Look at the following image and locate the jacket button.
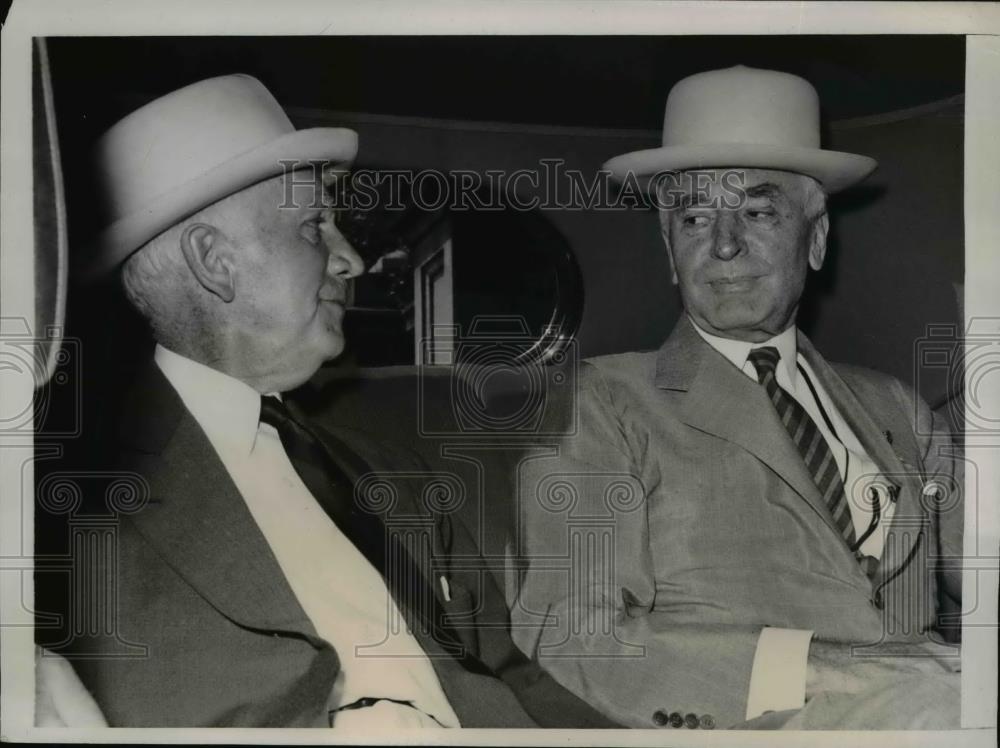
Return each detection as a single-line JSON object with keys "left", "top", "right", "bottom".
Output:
{"left": 872, "top": 590, "right": 884, "bottom": 610}
{"left": 684, "top": 712, "right": 699, "bottom": 729}
{"left": 700, "top": 714, "right": 715, "bottom": 729}
{"left": 668, "top": 711, "right": 684, "bottom": 728}
{"left": 652, "top": 710, "right": 669, "bottom": 727}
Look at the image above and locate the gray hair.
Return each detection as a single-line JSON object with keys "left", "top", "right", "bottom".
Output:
{"left": 119, "top": 197, "right": 236, "bottom": 353}
{"left": 799, "top": 175, "right": 828, "bottom": 220}
{"left": 121, "top": 226, "right": 193, "bottom": 350}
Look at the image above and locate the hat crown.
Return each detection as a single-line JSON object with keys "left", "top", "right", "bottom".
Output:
{"left": 602, "top": 64, "right": 876, "bottom": 194}
{"left": 85, "top": 74, "right": 357, "bottom": 280}
{"left": 95, "top": 75, "right": 293, "bottom": 220}
{"left": 663, "top": 65, "right": 820, "bottom": 150}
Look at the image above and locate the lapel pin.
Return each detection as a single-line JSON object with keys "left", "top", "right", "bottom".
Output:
{"left": 884, "top": 430, "right": 893, "bottom": 445}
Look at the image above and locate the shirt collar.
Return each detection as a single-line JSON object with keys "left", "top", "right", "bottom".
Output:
{"left": 688, "top": 315, "right": 799, "bottom": 385}
{"left": 154, "top": 344, "right": 262, "bottom": 457}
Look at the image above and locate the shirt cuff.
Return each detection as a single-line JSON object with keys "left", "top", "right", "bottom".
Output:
{"left": 745, "top": 627, "right": 814, "bottom": 720}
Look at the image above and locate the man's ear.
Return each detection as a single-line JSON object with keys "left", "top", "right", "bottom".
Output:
{"left": 807, "top": 212, "right": 829, "bottom": 271}
{"left": 179, "top": 223, "right": 235, "bottom": 302}
{"left": 658, "top": 209, "right": 679, "bottom": 284}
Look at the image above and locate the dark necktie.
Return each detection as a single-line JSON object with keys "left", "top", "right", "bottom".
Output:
{"left": 258, "top": 395, "right": 487, "bottom": 671}
{"left": 259, "top": 397, "right": 625, "bottom": 727}
{"left": 747, "top": 347, "right": 860, "bottom": 553}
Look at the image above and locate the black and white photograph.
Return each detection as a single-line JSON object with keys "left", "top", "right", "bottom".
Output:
{"left": 1, "top": 1, "right": 998, "bottom": 743}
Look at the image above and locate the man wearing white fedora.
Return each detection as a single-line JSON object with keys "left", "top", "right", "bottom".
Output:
{"left": 513, "top": 66, "right": 963, "bottom": 730}
{"left": 52, "top": 74, "right": 617, "bottom": 729}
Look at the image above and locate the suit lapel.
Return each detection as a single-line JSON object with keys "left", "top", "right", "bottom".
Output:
{"left": 120, "top": 364, "right": 320, "bottom": 638}
{"left": 797, "top": 334, "right": 909, "bottom": 493}
{"left": 655, "top": 317, "right": 842, "bottom": 536}
{"left": 292, "top": 415, "right": 472, "bottom": 651}
{"left": 797, "top": 335, "right": 926, "bottom": 584}
{"left": 290, "top": 400, "right": 619, "bottom": 726}
{"left": 295, "top": 415, "right": 450, "bottom": 595}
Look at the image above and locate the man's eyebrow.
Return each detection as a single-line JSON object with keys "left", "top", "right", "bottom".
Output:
{"left": 743, "top": 182, "right": 785, "bottom": 200}
{"left": 293, "top": 206, "right": 324, "bottom": 221}
{"left": 677, "top": 191, "right": 709, "bottom": 209}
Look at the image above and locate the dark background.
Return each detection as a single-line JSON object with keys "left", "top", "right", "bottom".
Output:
{"left": 45, "top": 36, "right": 965, "bottom": 135}
{"left": 46, "top": 36, "right": 965, "bottom": 405}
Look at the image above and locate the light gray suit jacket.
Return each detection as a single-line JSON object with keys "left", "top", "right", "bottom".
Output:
{"left": 511, "top": 317, "right": 963, "bottom": 729}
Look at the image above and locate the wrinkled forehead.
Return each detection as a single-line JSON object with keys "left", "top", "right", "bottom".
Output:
{"left": 657, "top": 167, "right": 810, "bottom": 209}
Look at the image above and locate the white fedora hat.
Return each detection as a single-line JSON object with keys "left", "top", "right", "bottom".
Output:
{"left": 603, "top": 65, "right": 876, "bottom": 194}
{"left": 85, "top": 74, "right": 358, "bottom": 280}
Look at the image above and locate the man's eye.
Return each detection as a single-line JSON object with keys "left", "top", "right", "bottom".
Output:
{"left": 300, "top": 219, "right": 322, "bottom": 244}
{"left": 746, "top": 208, "right": 776, "bottom": 220}
{"left": 682, "top": 214, "right": 710, "bottom": 227}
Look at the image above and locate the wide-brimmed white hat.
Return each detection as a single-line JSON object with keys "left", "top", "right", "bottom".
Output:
{"left": 603, "top": 65, "right": 877, "bottom": 194}
{"left": 85, "top": 74, "right": 358, "bottom": 280}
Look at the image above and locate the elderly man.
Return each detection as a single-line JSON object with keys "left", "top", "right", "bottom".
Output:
{"left": 52, "top": 74, "right": 615, "bottom": 729}
{"left": 512, "top": 66, "right": 963, "bottom": 730}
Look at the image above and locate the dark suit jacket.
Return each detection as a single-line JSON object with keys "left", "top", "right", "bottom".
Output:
{"left": 512, "top": 317, "right": 964, "bottom": 729}
{"left": 56, "top": 362, "right": 616, "bottom": 728}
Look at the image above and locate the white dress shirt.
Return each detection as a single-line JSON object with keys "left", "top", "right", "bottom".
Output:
{"left": 690, "top": 320, "right": 895, "bottom": 719}
{"left": 154, "top": 345, "right": 460, "bottom": 729}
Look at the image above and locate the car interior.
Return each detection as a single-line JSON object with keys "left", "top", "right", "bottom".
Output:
{"left": 31, "top": 34, "right": 967, "bottom": 723}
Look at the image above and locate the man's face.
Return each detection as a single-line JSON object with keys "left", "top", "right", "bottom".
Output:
{"left": 661, "top": 168, "right": 827, "bottom": 343}
{"left": 224, "top": 169, "right": 363, "bottom": 390}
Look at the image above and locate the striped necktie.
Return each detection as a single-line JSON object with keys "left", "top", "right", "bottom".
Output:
{"left": 747, "top": 347, "right": 859, "bottom": 553}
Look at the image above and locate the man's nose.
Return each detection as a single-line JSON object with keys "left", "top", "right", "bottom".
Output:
{"left": 328, "top": 238, "right": 364, "bottom": 279}
{"left": 321, "top": 213, "right": 365, "bottom": 279}
{"left": 711, "top": 212, "right": 744, "bottom": 261}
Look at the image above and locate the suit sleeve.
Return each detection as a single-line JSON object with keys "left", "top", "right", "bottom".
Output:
{"left": 510, "top": 363, "right": 762, "bottom": 729}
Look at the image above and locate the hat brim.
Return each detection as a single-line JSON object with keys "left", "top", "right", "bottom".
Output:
{"left": 603, "top": 142, "right": 877, "bottom": 195}
{"left": 83, "top": 126, "right": 358, "bottom": 281}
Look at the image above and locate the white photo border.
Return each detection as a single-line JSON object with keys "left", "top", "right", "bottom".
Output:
{"left": 2, "top": 1, "right": 998, "bottom": 744}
